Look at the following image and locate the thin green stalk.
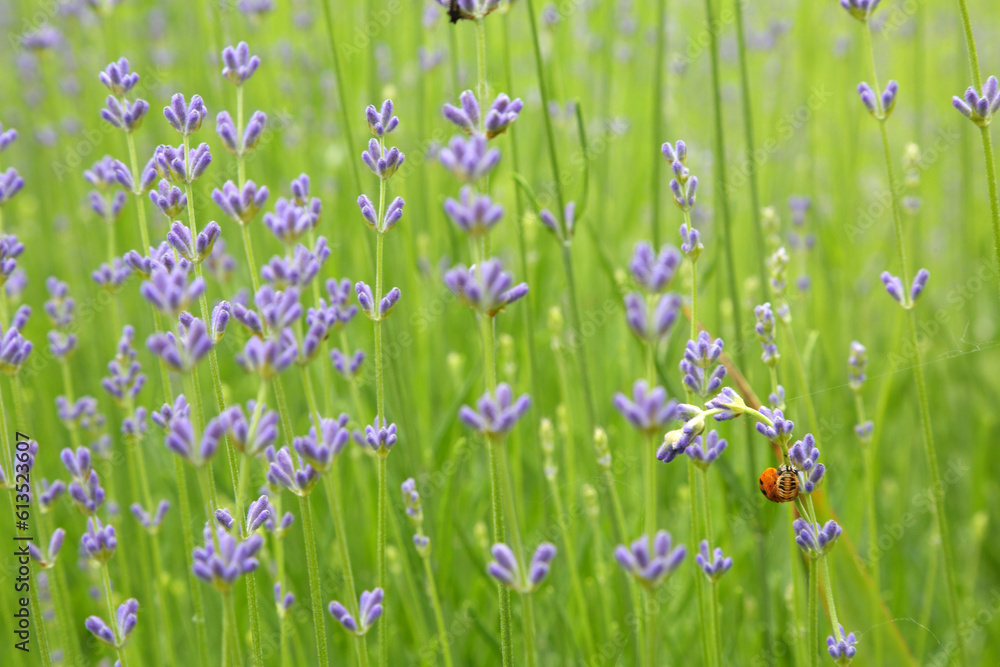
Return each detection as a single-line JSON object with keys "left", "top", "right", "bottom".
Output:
{"left": 545, "top": 475, "right": 595, "bottom": 658}
{"left": 524, "top": 0, "right": 597, "bottom": 431}
{"left": 225, "top": 590, "right": 245, "bottom": 667}
{"left": 521, "top": 592, "right": 538, "bottom": 667}
{"left": 101, "top": 563, "right": 129, "bottom": 667}
{"left": 649, "top": 0, "right": 666, "bottom": 246}
{"left": 689, "top": 464, "right": 710, "bottom": 667}
{"left": 820, "top": 554, "right": 842, "bottom": 641}
{"left": 376, "top": 452, "right": 388, "bottom": 667}
{"left": 809, "top": 557, "right": 818, "bottom": 667}
{"left": 980, "top": 127, "right": 1000, "bottom": 297}
{"left": 299, "top": 494, "right": 329, "bottom": 664}
{"left": 732, "top": 0, "right": 768, "bottom": 288}
{"left": 175, "top": 453, "right": 210, "bottom": 662}
{"left": 475, "top": 18, "right": 488, "bottom": 104}
{"left": 241, "top": 223, "right": 262, "bottom": 294}
{"left": 325, "top": 461, "right": 369, "bottom": 667}
{"left": 698, "top": 468, "right": 721, "bottom": 666}
{"left": 643, "top": 588, "right": 656, "bottom": 667}
{"left": 422, "top": 554, "right": 453, "bottom": 667}
{"left": 644, "top": 432, "right": 656, "bottom": 539}
{"left": 855, "top": 392, "right": 882, "bottom": 665}
{"left": 486, "top": 434, "right": 511, "bottom": 667}
{"left": 319, "top": 0, "right": 363, "bottom": 195}
{"left": 861, "top": 26, "right": 966, "bottom": 663}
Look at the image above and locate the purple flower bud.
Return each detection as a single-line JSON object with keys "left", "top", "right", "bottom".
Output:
{"left": 81, "top": 516, "right": 117, "bottom": 563}
{"left": 613, "top": 379, "right": 678, "bottom": 435}
{"left": 99, "top": 58, "right": 140, "bottom": 97}
{"left": 443, "top": 186, "right": 504, "bottom": 237}
{"left": 614, "top": 530, "right": 686, "bottom": 588}
{"left": 222, "top": 42, "right": 260, "bottom": 85}
{"left": 213, "top": 180, "right": 269, "bottom": 224}
{"left": 685, "top": 431, "right": 727, "bottom": 469}
{"left": 793, "top": 518, "right": 842, "bottom": 557}
{"left": 331, "top": 348, "right": 365, "bottom": 378}
{"left": 163, "top": 93, "right": 207, "bottom": 136}
{"left": 438, "top": 134, "right": 499, "bottom": 182}
{"left": 150, "top": 180, "right": 188, "bottom": 218}
{"left": 695, "top": 540, "right": 733, "bottom": 581}
{"left": 623, "top": 292, "right": 681, "bottom": 342}
{"left": 879, "top": 270, "right": 905, "bottom": 305}
{"left": 753, "top": 406, "right": 794, "bottom": 443}
{"left": 827, "top": 625, "right": 858, "bottom": 664}
{"left": 365, "top": 99, "right": 399, "bottom": 137}
{"left": 857, "top": 82, "right": 878, "bottom": 115}
{"left": 193, "top": 524, "right": 264, "bottom": 592}
{"left": 458, "top": 383, "right": 531, "bottom": 437}
{"left": 910, "top": 268, "right": 929, "bottom": 303}
{"left": 294, "top": 414, "right": 350, "bottom": 471}
{"left": 265, "top": 446, "right": 319, "bottom": 496}
{"left": 236, "top": 330, "right": 298, "bottom": 379}
{"left": 444, "top": 259, "right": 528, "bottom": 317}
{"left": 840, "top": 0, "right": 881, "bottom": 21}
{"left": 101, "top": 96, "right": 150, "bottom": 132}
{"left": 754, "top": 302, "right": 779, "bottom": 365}
{"left": 629, "top": 241, "right": 681, "bottom": 292}
{"left": 274, "top": 583, "right": 295, "bottom": 615}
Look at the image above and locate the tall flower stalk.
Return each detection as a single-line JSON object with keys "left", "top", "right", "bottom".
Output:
{"left": 845, "top": 4, "right": 966, "bottom": 663}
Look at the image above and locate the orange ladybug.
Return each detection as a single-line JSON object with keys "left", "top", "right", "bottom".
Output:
{"left": 758, "top": 465, "right": 799, "bottom": 503}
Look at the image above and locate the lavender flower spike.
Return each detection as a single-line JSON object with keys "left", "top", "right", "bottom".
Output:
{"left": 614, "top": 531, "right": 686, "bottom": 589}
{"left": 443, "top": 186, "right": 504, "bottom": 237}
{"left": 81, "top": 516, "right": 117, "bottom": 563}
{"left": 857, "top": 80, "right": 898, "bottom": 119}
{"left": 222, "top": 42, "right": 260, "bottom": 85}
{"left": 443, "top": 259, "right": 528, "bottom": 316}
{"left": 27, "top": 528, "right": 65, "bottom": 569}
{"left": 695, "top": 540, "right": 733, "bottom": 581}
{"left": 953, "top": 76, "right": 1000, "bottom": 127}
{"left": 487, "top": 542, "right": 557, "bottom": 593}
{"left": 613, "top": 379, "right": 678, "bottom": 436}
{"left": 213, "top": 180, "right": 269, "bottom": 225}
{"left": 365, "top": 100, "right": 399, "bottom": 137}
{"left": 361, "top": 139, "right": 405, "bottom": 179}
{"left": 329, "top": 588, "right": 384, "bottom": 635}
{"left": 623, "top": 292, "right": 681, "bottom": 342}
{"left": 629, "top": 241, "right": 681, "bottom": 292}
{"left": 438, "top": 134, "right": 500, "bottom": 183}
{"left": 458, "top": 384, "right": 531, "bottom": 437}
{"left": 538, "top": 202, "right": 576, "bottom": 242}
{"left": 827, "top": 626, "right": 859, "bottom": 665}
{"left": 840, "top": 0, "right": 881, "bottom": 21}
{"left": 85, "top": 599, "right": 138, "bottom": 648}
{"left": 265, "top": 446, "right": 319, "bottom": 496}
{"left": 192, "top": 525, "right": 264, "bottom": 593}
{"left": 685, "top": 431, "right": 727, "bottom": 469}
{"left": 788, "top": 434, "right": 825, "bottom": 494}
{"left": 910, "top": 268, "right": 929, "bottom": 303}
{"left": 793, "top": 518, "right": 842, "bottom": 558}
{"left": 704, "top": 387, "right": 747, "bottom": 421}
{"left": 680, "top": 331, "right": 726, "bottom": 398}
{"left": 754, "top": 302, "right": 780, "bottom": 366}
{"left": 163, "top": 93, "right": 207, "bottom": 136}
{"left": 99, "top": 58, "right": 140, "bottom": 97}
{"left": 847, "top": 341, "right": 867, "bottom": 391}
{"left": 355, "top": 281, "right": 402, "bottom": 321}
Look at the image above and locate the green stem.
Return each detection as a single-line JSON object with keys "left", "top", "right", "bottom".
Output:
{"left": 299, "top": 494, "right": 329, "bottom": 665}
{"left": 643, "top": 588, "right": 656, "bottom": 667}
{"left": 487, "top": 434, "right": 511, "bottom": 667}
{"left": 856, "top": 392, "right": 882, "bottom": 666}
{"left": 101, "top": 563, "right": 129, "bottom": 667}
{"left": 820, "top": 554, "right": 842, "bottom": 640}
{"left": 979, "top": 126, "right": 1000, "bottom": 298}
{"left": 809, "top": 557, "right": 818, "bottom": 667}
{"left": 475, "top": 18, "right": 488, "bottom": 106}
{"left": 175, "top": 453, "right": 210, "bottom": 663}
{"left": 241, "top": 223, "right": 262, "bottom": 294}
{"left": 521, "top": 592, "right": 538, "bottom": 667}
{"left": 954, "top": 0, "right": 984, "bottom": 88}
{"left": 689, "top": 464, "right": 710, "bottom": 667}
{"left": 376, "top": 452, "right": 388, "bottom": 667}
{"left": 644, "top": 431, "right": 656, "bottom": 538}
{"left": 545, "top": 474, "right": 595, "bottom": 657}
{"left": 319, "top": 0, "right": 364, "bottom": 195}
{"left": 698, "top": 468, "right": 721, "bottom": 666}
{"left": 422, "top": 554, "right": 453, "bottom": 667}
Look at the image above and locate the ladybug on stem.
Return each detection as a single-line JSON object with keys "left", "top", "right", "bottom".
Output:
{"left": 758, "top": 464, "right": 800, "bottom": 503}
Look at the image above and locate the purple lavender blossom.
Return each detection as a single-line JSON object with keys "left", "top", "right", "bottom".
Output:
{"left": 840, "top": 0, "right": 881, "bottom": 21}
{"left": 435, "top": 0, "right": 500, "bottom": 22}
{"left": 695, "top": 540, "right": 733, "bottom": 581}
{"left": 27, "top": 529, "right": 65, "bottom": 569}
{"left": 0, "top": 123, "right": 18, "bottom": 153}
{"left": 67, "top": 470, "right": 106, "bottom": 514}
{"left": 848, "top": 341, "right": 867, "bottom": 391}
{"left": 788, "top": 434, "right": 825, "bottom": 493}
{"left": 213, "top": 180, "right": 269, "bottom": 225}
{"left": 613, "top": 380, "right": 678, "bottom": 435}
{"left": 81, "top": 516, "right": 117, "bottom": 563}
{"left": 655, "top": 405, "right": 707, "bottom": 463}
{"left": 360, "top": 416, "right": 397, "bottom": 454}
{"left": 330, "top": 348, "right": 365, "bottom": 379}
{"left": 538, "top": 202, "right": 576, "bottom": 242}
{"left": 401, "top": 478, "right": 423, "bottom": 523}
{"left": 953, "top": 75, "right": 1000, "bottom": 127}
{"left": 444, "top": 259, "right": 528, "bottom": 317}
{"left": 236, "top": 330, "right": 298, "bottom": 379}
{"left": 754, "top": 406, "right": 794, "bottom": 443}
{"left": 224, "top": 400, "right": 279, "bottom": 457}
{"left": 85, "top": 598, "right": 138, "bottom": 649}
{"left": 827, "top": 626, "right": 858, "bottom": 664}
{"left": 153, "top": 143, "right": 212, "bottom": 184}
{"left": 101, "top": 326, "right": 146, "bottom": 403}
{"left": 685, "top": 431, "right": 727, "bottom": 469}
{"left": 329, "top": 588, "right": 384, "bottom": 635}
{"left": 265, "top": 446, "right": 319, "bottom": 496}
{"left": 151, "top": 395, "right": 189, "bottom": 431}
{"left": 193, "top": 524, "right": 264, "bottom": 593}
{"left": 854, "top": 420, "right": 874, "bottom": 444}
{"left": 217, "top": 110, "right": 266, "bottom": 155}
{"left": 238, "top": 0, "right": 275, "bottom": 15}
{"left": 361, "top": 137, "right": 405, "bottom": 180}
{"left": 355, "top": 282, "right": 401, "bottom": 321}
{"left": 101, "top": 96, "right": 150, "bottom": 132}
{"left": 680, "top": 332, "right": 726, "bottom": 398}
{"left": 0, "top": 318, "right": 33, "bottom": 375}
{"left": 293, "top": 414, "right": 350, "bottom": 472}
{"left": 39, "top": 479, "right": 66, "bottom": 510}
{"left": 222, "top": 42, "right": 260, "bottom": 85}
{"left": 366, "top": 100, "right": 399, "bottom": 137}
{"left": 162, "top": 403, "right": 220, "bottom": 466}
{"left": 0, "top": 169, "right": 25, "bottom": 205}
{"left": 167, "top": 221, "right": 220, "bottom": 265}
{"left": 613, "top": 531, "right": 686, "bottom": 589}
{"left": 754, "top": 302, "right": 779, "bottom": 366}
{"left": 275, "top": 583, "right": 295, "bottom": 616}
{"left": 443, "top": 186, "right": 504, "bottom": 237}
{"left": 880, "top": 270, "right": 904, "bottom": 304}
{"left": 150, "top": 180, "right": 188, "bottom": 218}
{"left": 487, "top": 542, "right": 557, "bottom": 593}
{"left": 857, "top": 80, "right": 898, "bottom": 118}
{"left": 356, "top": 194, "right": 404, "bottom": 234}
{"left": 99, "top": 58, "right": 139, "bottom": 97}
{"left": 623, "top": 292, "right": 681, "bottom": 342}
{"left": 458, "top": 384, "right": 531, "bottom": 437}
{"left": 44, "top": 277, "right": 74, "bottom": 327}
{"left": 264, "top": 197, "right": 316, "bottom": 245}
{"left": 131, "top": 500, "right": 170, "bottom": 533}
{"left": 910, "top": 268, "right": 929, "bottom": 303}
{"left": 438, "top": 135, "right": 499, "bottom": 182}
{"left": 793, "top": 518, "right": 842, "bottom": 557}
{"left": 140, "top": 264, "right": 205, "bottom": 317}
{"left": 629, "top": 242, "right": 681, "bottom": 292}
{"left": 206, "top": 240, "right": 237, "bottom": 283}
{"left": 147, "top": 316, "right": 213, "bottom": 373}
{"left": 164, "top": 93, "right": 207, "bottom": 135}
{"left": 443, "top": 90, "right": 523, "bottom": 138}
